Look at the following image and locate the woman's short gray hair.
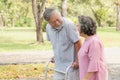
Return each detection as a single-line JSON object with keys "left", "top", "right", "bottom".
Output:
{"left": 43, "top": 8, "right": 61, "bottom": 21}
{"left": 78, "top": 15, "right": 97, "bottom": 36}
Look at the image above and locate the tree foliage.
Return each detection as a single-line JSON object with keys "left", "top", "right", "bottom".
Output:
{"left": 0, "top": 0, "right": 35, "bottom": 27}
{"left": 0, "top": 0, "right": 117, "bottom": 28}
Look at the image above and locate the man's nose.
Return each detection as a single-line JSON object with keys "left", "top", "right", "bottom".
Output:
{"left": 55, "top": 21, "right": 60, "bottom": 25}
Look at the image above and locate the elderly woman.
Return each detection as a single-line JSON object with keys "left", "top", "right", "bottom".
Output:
{"left": 78, "top": 16, "right": 108, "bottom": 80}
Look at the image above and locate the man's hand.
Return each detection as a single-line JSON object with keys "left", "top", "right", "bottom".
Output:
{"left": 72, "top": 61, "right": 79, "bottom": 69}
{"left": 51, "top": 56, "right": 55, "bottom": 63}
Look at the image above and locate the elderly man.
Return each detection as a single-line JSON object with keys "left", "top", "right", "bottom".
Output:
{"left": 43, "top": 8, "right": 82, "bottom": 80}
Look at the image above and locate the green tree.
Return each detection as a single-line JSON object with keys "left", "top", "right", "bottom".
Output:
{"left": 79, "top": 0, "right": 107, "bottom": 27}
{"left": 61, "top": 0, "right": 68, "bottom": 17}
{"left": 31, "top": 0, "right": 46, "bottom": 43}
{"left": 114, "top": 0, "right": 120, "bottom": 31}
{"left": 0, "top": 0, "right": 34, "bottom": 27}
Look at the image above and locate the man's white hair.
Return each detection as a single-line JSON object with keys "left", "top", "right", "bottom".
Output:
{"left": 43, "top": 8, "right": 61, "bottom": 21}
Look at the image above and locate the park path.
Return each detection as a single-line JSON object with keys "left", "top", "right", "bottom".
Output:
{"left": 0, "top": 50, "right": 53, "bottom": 65}
{"left": 0, "top": 47, "right": 120, "bottom": 65}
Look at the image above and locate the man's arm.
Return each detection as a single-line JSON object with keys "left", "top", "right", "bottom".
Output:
{"left": 72, "top": 40, "right": 82, "bottom": 69}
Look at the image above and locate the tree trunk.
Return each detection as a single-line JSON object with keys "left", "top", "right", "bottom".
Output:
{"left": 116, "top": 4, "right": 120, "bottom": 31}
{"left": 10, "top": 18, "right": 14, "bottom": 27}
{"left": 61, "top": 0, "right": 68, "bottom": 17}
{"left": 36, "top": 19, "right": 43, "bottom": 42}
{"left": 1, "top": 15, "right": 6, "bottom": 26}
{"left": 90, "top": 6, "right": 102, "bottom": 27}
{"left": 32, "top": 0, "right": 46, "bottom": 43}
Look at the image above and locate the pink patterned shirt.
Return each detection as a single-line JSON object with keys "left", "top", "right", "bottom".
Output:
{"left": 78, "top": 34, "right": 108, "bottom": 80}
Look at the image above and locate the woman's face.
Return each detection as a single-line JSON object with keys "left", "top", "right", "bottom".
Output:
{"left": 78, "top": 23, "right": 85, "bottom": 37}
{"left": 80, "top": 32, "right": 85, "bottom": 37}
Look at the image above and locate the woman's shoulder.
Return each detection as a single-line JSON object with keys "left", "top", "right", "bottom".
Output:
{"left": 87, "top": 34, "right": 101, "bottom": 44}
{"left": 89, "top": 34, "right": 103, "bottom": 47}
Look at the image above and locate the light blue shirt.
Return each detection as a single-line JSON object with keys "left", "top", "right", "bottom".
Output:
{"left": 46, "top": 17, "right": 80, "bottom": 72}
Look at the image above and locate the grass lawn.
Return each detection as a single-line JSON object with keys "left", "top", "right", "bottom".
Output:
{"left": 0, "top": 27, "right": 52, "bottom": 52}
{"left": 97, "top": 27, "right": 120, "bottom": 47}
{"left": 0, "top": 27, "right": 120, "bottom": 52}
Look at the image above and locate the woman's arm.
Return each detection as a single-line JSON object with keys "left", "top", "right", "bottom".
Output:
{"left": 83, "top": 72, "right": 95, "bottom": 80}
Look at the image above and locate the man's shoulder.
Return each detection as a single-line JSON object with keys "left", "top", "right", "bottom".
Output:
{"left": 46, "top": 24, "right": 51, "bottom": 30}
{"left": 63, "top": 17, "right": 75, "bottom": 28}
{"left": 63, "top": 17, "right": 76, "bottom": 29}
{"left": 46, "top": 23, "right": 51, "bottom": 27}
{"left": 63, "top": 17, "right": 74, "bottom": 24}
{"left": 46, "top": 24, "right": 53, "bottom": 33}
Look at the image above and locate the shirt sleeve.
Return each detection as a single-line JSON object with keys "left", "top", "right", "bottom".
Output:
{"left": 87, "top": 40, "right": 102, "bottom": 72}
{"left": 46, "top": 24, "right": 50, "bottom": 41}
{"left": 68, "top": 22, "right": 80, "bottom": 43}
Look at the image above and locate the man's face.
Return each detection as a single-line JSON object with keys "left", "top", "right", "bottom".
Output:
{"left": 49, "top": 13, "right": 62, "bottom": 28}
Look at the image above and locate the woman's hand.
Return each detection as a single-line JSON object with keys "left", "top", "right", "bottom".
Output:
{"left": 83, "top": 72, "right": 95, "bottom": 80}
{"left": 82, "top": 78, "right": 89, "bottom": 80}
